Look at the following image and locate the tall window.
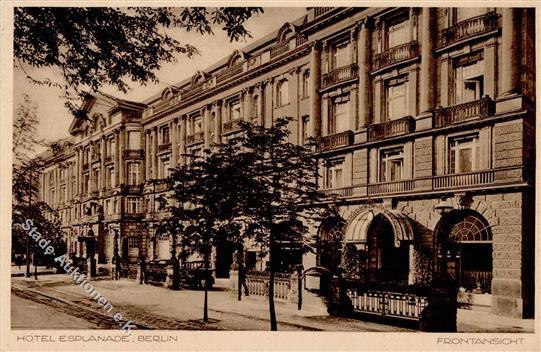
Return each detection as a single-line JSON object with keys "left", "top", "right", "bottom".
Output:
{"left": 380, "top": 148, "right": 404, "bottom": 182}
{"left": 329, "top": 96, "right": 349, "bottom": 134}
{"left": 386, "top": 16, "right": 409, "bottom": 49}
{"left": 386, "top": 76, "right": 408, "bottom": 120}
{"left": 331, "top": 40, "right": 349, "bottom": 69}
{"left": 84, "top": 173, "right": 90, "bottom": 193}
{"left": 302, "top": 70, "right": 310, "bottom": 98}
{"left": 454, "top": 8, "right": 487, "bottom": 22}
{"left": 251, "top": 95, "right": 259, "bottom": 119}
{"left": 128, "top": 131, "right": 140, "bottom": 149}
{"left": 127, "top": 162, "right": 140, "bottom": 185}
{"left": 186, "top": 117, "right": 194, "bottom": 136}
{"left": 454, "top": 52, "right": 484, "bottom": 104}
{"left": 107, "top": 166, "right": 115, "bottom": 188}
{"left": 229, "top": 99, "right": 241, "bottom": 121}
{"left": 107, "top": 137, "right": 115, "bottom": 158}
{"left": 276, "top": 79, "right": 289, "bottom": 107}
{"left": 93, "top": 169, "right": 100, "bottom": 191}
{"left": 301, "top": 115, "right": 310, "bottom": 145}
{"left": 160, "top": 126, "right": 170, "bottom": 145}
{"left": 325, "top": 159, "right": 344, "bottom": 189}
{"left": 162, "top": 158, "right": 171, "bottom": 178}
{"left": 194, "top": 116, "right": 202, "bottom": 134}
{"left": 449, "top": 134, "right": 479, "bottom": 174}
{"left": 126, "top": 197, "right": 140, "bottom": 213}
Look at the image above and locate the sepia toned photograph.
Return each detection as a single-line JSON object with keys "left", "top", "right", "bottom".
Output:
{"left": 2, "top": 3, "right": 538, "bottom": 351}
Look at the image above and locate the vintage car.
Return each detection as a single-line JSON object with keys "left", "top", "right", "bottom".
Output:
{"left": 181, "top": 260, "right": 215, "bottom": 290}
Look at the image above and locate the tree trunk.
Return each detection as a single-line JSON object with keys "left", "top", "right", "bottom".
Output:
{"left": 268, "top": 246, "right": 277, "bottom": 331}
{"left": 25, "top": 235, "right": 31, "bottom": 278}
{"left": 203, "top": 252, "right": 209, "bottom": 322}
{"left": 33, "top": 250, "right": 38, "bottom": 280}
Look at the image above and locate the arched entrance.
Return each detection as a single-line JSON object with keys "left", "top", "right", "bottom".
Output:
{"left": 155, "top": 227, "right": 171, "bottom": 260}
{"left": 317, "top": 216, "right": 345, "bottom": 273}
{"left": 367, "top": 213, "right": 410, "bottom": 285}
{"left": 435, "top": 210, "right": 493, "bottom": 293}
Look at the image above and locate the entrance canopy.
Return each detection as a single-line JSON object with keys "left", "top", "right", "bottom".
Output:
{"left": 344, "top": 209, "right": 414, "bottom": 247}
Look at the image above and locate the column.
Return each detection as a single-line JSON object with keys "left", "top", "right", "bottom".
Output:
{"left": 76, "top": 148, "right": 82, "bottom": 195}
{"left": 100, "top": 137, "right": 106, "bottom": 191}
{"left": 203, "top": 106, "right": 211, "bottom": 149}
{"left": 171, "top": 118, "right": 179, "bottom": 165}
{"left": 420, "top": 8, "right": 436, "bottom": 113}
{"left": 500, "top": 8, "right": 520, "bottom": 96}
{"left": 141, "top": 129, "right": 147, "bottom": 181}
{"left": 309, "top": 41, "right": 322, "bottom": 137}
{"left": 179, "top": 116, "right": 186, "bottom": 165}
{"left": 213, "top": 103, "right": 222, "bottom": 144}
{"left": 145, "top": 130, "right": 151, "bottom": 178}
{"left": 152, "top": 127, "right": 158, "bottom": 178}
{"left": 257, "top": 85, "right": 265, "bottom": 126}
{"left": 357, "top": 18, "right": 372, "bottom": 127}
{"left": 114, "top": 130, "right": 120, "bottom": 185}
{"left": 118, "top": 129, "right": 125, "bottom": 184}
{"left": 243, "top": 89, "right": 252, "bottom": 122}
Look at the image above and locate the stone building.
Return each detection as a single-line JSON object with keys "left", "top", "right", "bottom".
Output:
{"left": 36, "top": 7, "right": 534, "bottom": 319}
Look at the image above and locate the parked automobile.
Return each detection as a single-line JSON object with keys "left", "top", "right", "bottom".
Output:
{"left": 181, "top": 260, "right": 215, "bottom": 290}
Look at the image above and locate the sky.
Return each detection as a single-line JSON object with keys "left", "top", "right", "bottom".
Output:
{"left": 13, "top": 7, "right": 307, "bottom": 145}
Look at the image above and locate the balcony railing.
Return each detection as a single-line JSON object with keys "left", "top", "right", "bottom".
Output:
{"left": 368, "top": 116, "right": 414, "bottom": 142}
{"left": 441, "top": 12, "right": 498, "bottom": 47}
{"left": 157, "top": 143, "right": 171, "bottom": 153}
{"left": 124, "top": 149, "right": 144, "bottom": 159}
{"left": 296, "top": 34, "right": 308, "bottom": 47}
{"left": 104, "top": 155, "right": 113, "bottom": 164}
{"left": 122, "top": 184, "right": 143, "bottom": 194}
{"left": 186, "top": 131, "right": 204, "bottom": 144}
{"left": 314, "top": 7, "right": 334, "bottom": 18}
{"left": 90, "top": 153, "right": 100, "bottom": 163}
{"left": 368, "top": 179, "right": 415, "bottom": 196}
{"left": 223, "top": 120, "right": 242, "bottom": 133}
{"left": 216, "top": 63, "right": 244, "bottom": 83}
{"left": 434, "top": 96, "right": 495, "bottom": 128}
{"left": 433, "top": 169, "right": 495, "bottom": 190}
{"left": 153, "top": 96, "right": 176, "bottom": 114}
{"left": 322, "top": 64, "right": 358, "bottom": 88}
{"left": 270, "top": 41, "right": 290, "bottom": 59}
{"left": 321, "top": 186, "right": 354, "bottom": 198}
{"left": 317, "top": 130, "right": 353, "bottom": 152}
{"left": 374, "top": 41, "right": 419, "bottom": 71}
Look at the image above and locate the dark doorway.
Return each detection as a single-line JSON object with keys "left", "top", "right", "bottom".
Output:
{"left": 215, "top": 239, "right": 234, "bottom": 278}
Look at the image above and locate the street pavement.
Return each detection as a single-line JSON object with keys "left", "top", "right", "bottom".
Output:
{"left": 11, "top": 274, "right": 534, "bottom": 333}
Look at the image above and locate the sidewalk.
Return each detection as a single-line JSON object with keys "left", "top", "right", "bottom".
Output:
{"left": 12, "top": 275, "right": 535, "bottom": 332}
{"left": 11, "top": 265, "right": 57, "bottom": 277}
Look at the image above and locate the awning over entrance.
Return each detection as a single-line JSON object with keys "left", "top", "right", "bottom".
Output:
{"left": 344, "top": 209, "right": 414, "bottom": 248}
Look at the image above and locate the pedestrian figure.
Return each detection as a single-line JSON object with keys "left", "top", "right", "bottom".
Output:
{"left": 139, "top": 256, "right": 147, "bottom": 284}
{"left": 238, "top": 262, "right": 249, "bottom": 296}
{"left": 112, "top": 253, "right": 122, "bottom": 280}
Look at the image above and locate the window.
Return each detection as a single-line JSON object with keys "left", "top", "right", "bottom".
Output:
{"left": 386, "top": 76, "right": 408, "bottom": 120}
{"left": 454, "top": 53, "right": 484, "bottom": 104}
{"left": 301, "top": 116, "right": 310, "bottom": 145}
{"left": 93, "top": 169, "right": 100, "bottom": 191}
{"left": 128, "top": 131, "right": 140, "bottom": 149}
{"left": 127, "top": 162, "right": 140, "bottom": 185}
{"left": 302, "top": 70, "right": 310, "bottom": 98}
{"left": 449, "top": 134, "right": 479, "bottom": 174}
{"left": 276, "top": 79, "right": 289, "bottom": 107}
{"left": 325, "top": 159, "right": 344, "bottom": 189}
{"left": 194, "top": 116, "right": 202, "bottom": 134}
{"left": 386, "top": 17, "right": 409, "bottom": 49}
{"left": 454, "top": 8, "right": 487, "bottom": 22}
{"left": 107, "top": 137, "right": 115, "bottom": 158}
{"left": 329, "top": 96, "right": 349, "bottom": 134}
{"left": 331, "top": 40, "right": 350, "bottom": 69}
{"left": 380, "top": 148, "right": 404, "bottom": 182}
{"left": 252, "top": 95, "right": 259, "bottom": 119}
{"left": 83, "top": 173, "right": 90, "bottom": 193}
{"left": 105, "top": 198, "right": 115, "bottom": 215}
{"left": 160, "top": 127, "right": 170, "bottom": 145}
{"left": 162, "top": 158, "right": 171, "bottom": 178}
{"left": 107, "top": 166, "right": 115, "bottom": 188}
{"left": 229, "top": 99, "right": 241, "bottom": 121}
{"left": 126, "top": 197, "right": 140, "bottom": 214}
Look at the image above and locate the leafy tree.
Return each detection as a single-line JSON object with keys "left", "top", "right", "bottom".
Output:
{"left": 12, "top": 95, "right": 63, "bottom": 276}
{"left": 231, "top": 118, "right": 329, "bottom": 331}
{"left": 14, "top": 7, "right": 263, "bottom": 112}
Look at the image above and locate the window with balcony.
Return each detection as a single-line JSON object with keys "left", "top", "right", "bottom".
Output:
{"left": 276, "top": 79, "right": 289, "bottom": 107}
{"left": 331, "top": 40, "right": 350, "bottom": 70}
{"left": 126, "top": 197, "right": 140, "bottom": 214}
{"left": 453, "top": 52, "right": 484, "bottom": 105}
{"left": 329, "top": 95, "right": 349, "bottom": 135}
{"left": 449, "top": 134, "right": 480, "bottom": 174}
{"left": 380, "top": 148, "right": 404, "bottom": 182}
{"left": 127, "top": 162, "right": 140, "bottom": 185}
{"left": 302, "top": 70, "right": 310, "bottom": 98}
{"left": 386, "top": 15, "right": 410, "bottom": 49}
{"left": 385, "top": 76, "right": 409, "bottom": 120}
{"left": 325, "top": 159, "right": 344, "bottom": 189}
{"left": 128, "top": 131, "right": 141, "bottom": 149}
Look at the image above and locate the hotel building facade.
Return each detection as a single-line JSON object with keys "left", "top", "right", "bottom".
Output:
{"left": 36, "top": 7, "right": 535, "bottom": 319}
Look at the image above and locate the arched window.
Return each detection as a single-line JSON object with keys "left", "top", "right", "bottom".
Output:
{"left": 276, "top": 79, "right": 289, "bottom": 107}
